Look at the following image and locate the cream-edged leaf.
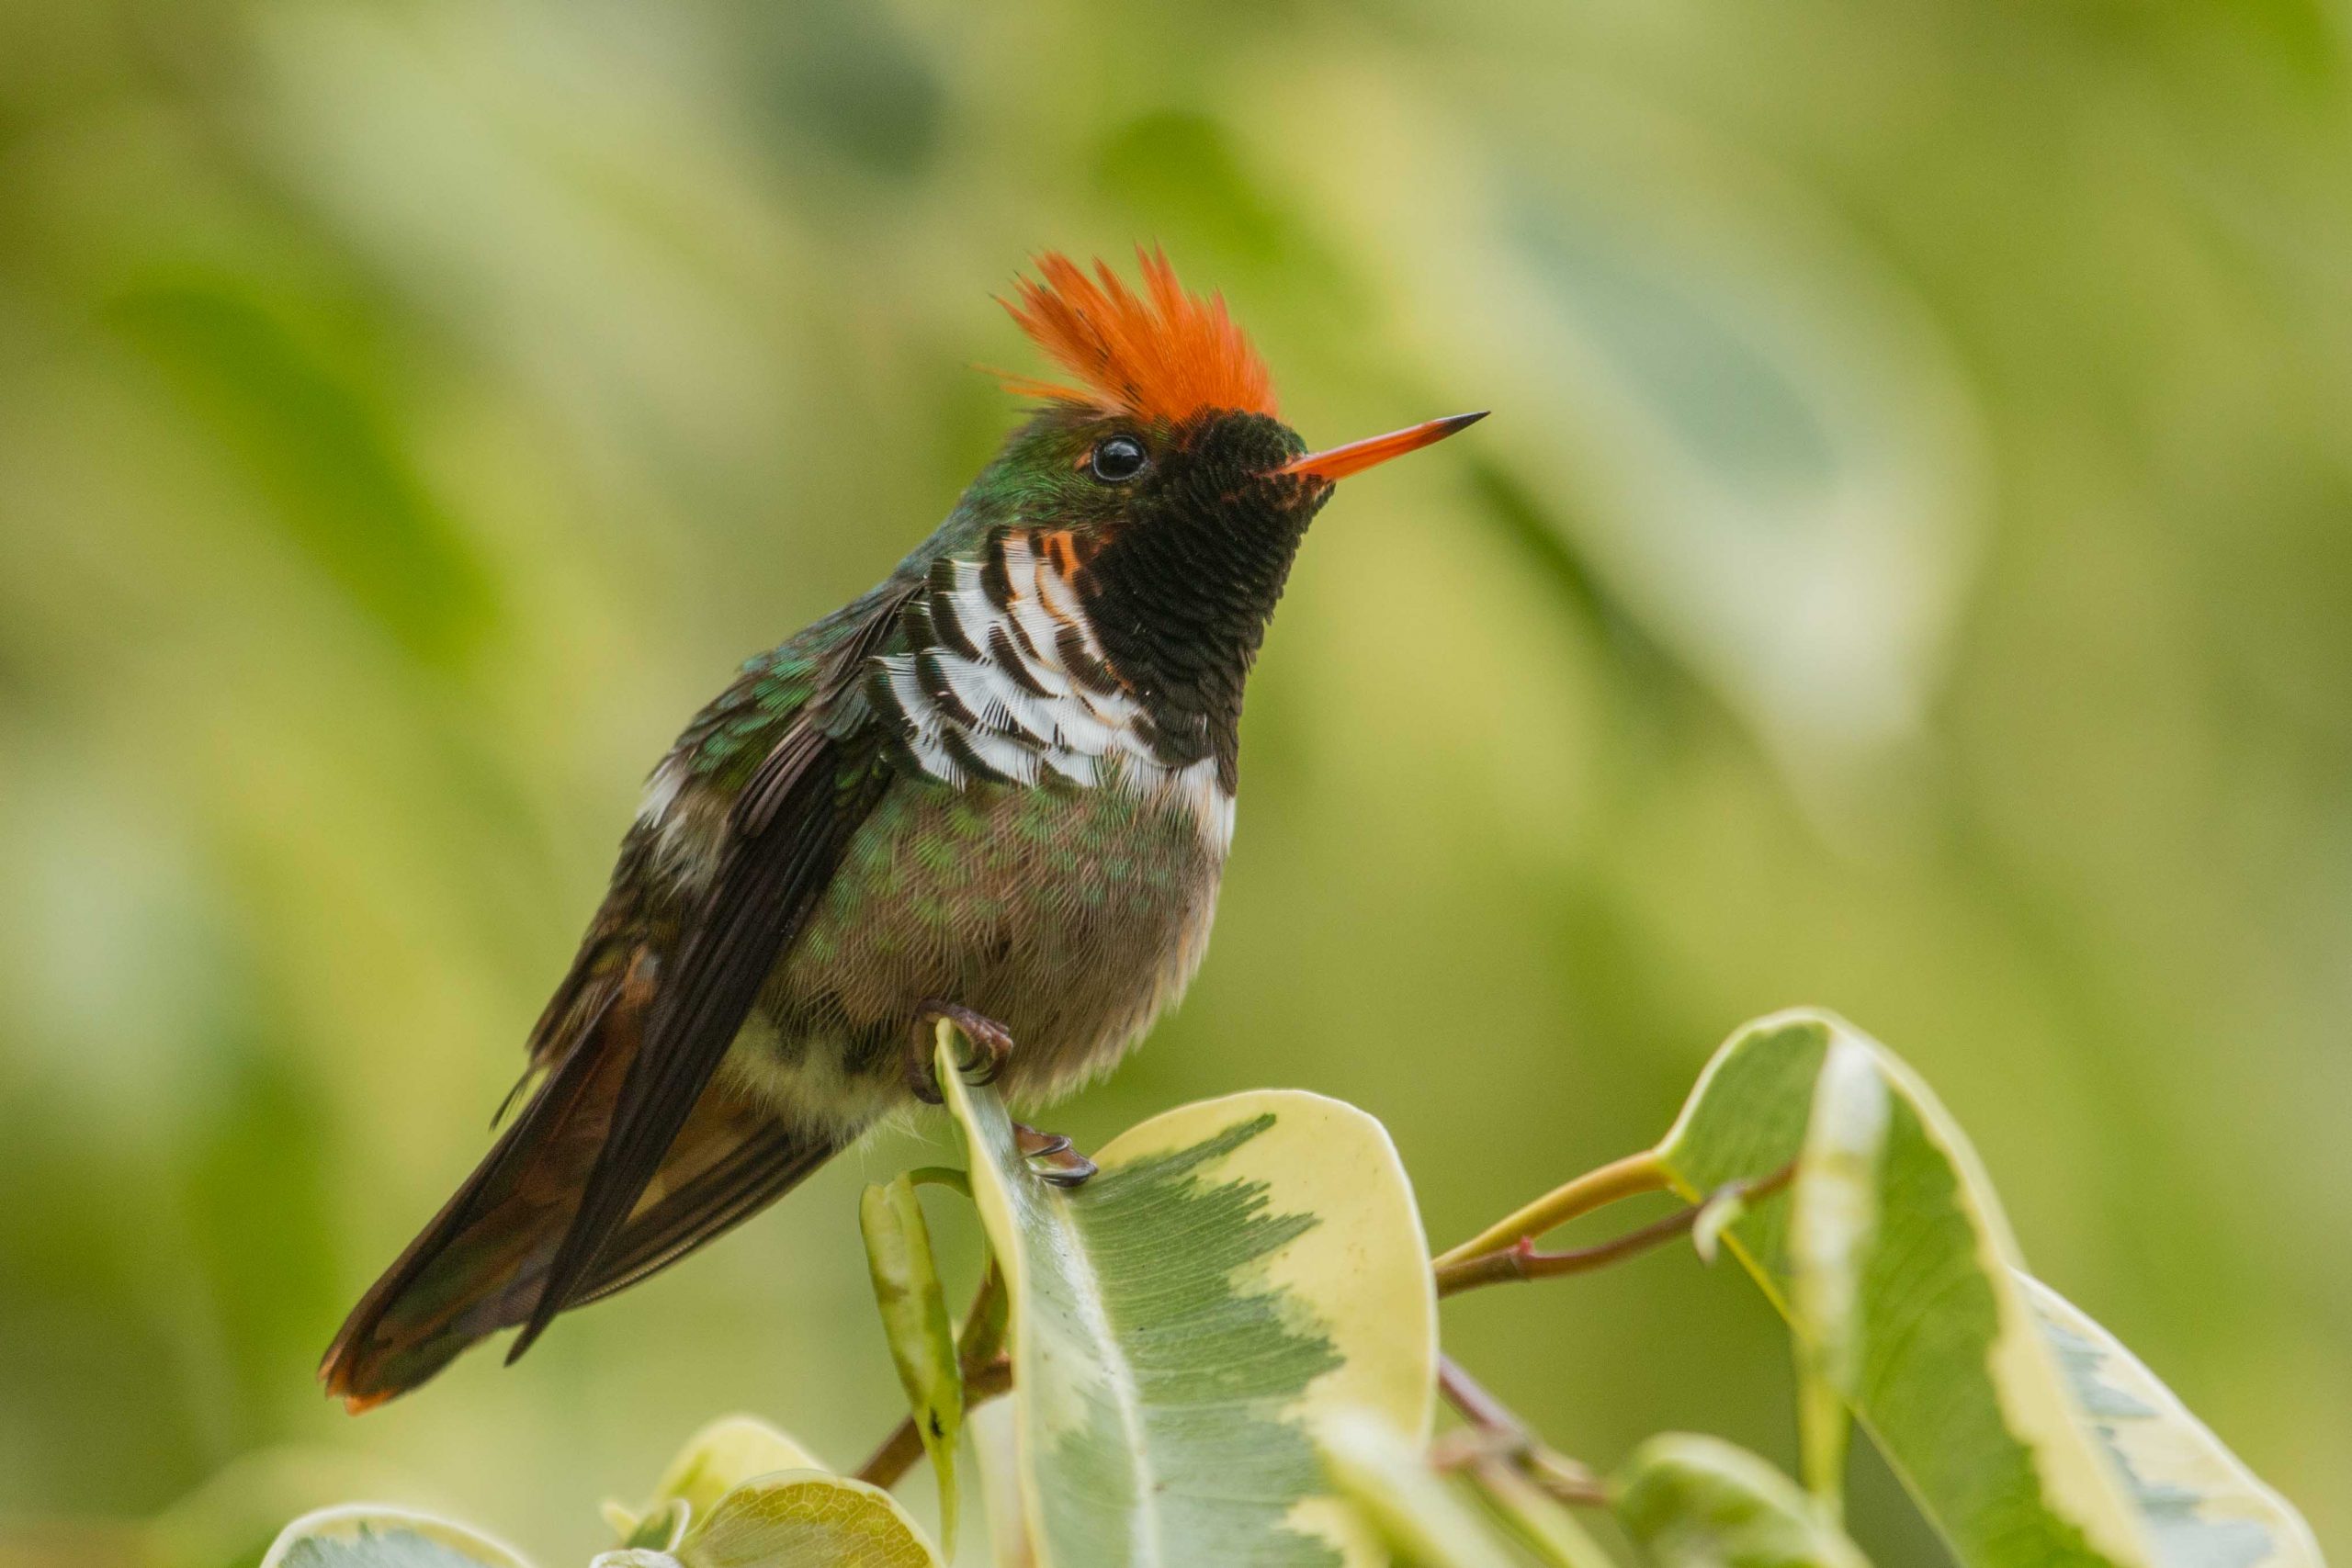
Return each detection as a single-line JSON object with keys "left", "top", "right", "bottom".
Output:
{"left": 642, "top": 1415, "right": 825, "bottom": 1523}
{"left": 1317, "top": 1409, "right": 1520, "bottom": 1568}
{"left": 1690, "top": 1186, "right": 1747, "bottom": 1267}
{"left": 1614, "top": 1434, "right": 1869, "bottom": 1568}
{"left": 1653, "top": 1010, "right": 2323, "bottom": 1568}
{"left": 677, "top": 1472, "right": 941, "bottom": 1568}
{"left": 1787, "top": 1036, "right": 1889, "bottom": 1506}
{"left": 262, "top": 1506, "right": 532, "bottom": 1568}
{"left": 2025, "top": 1277, "right": 2324, "bottom": 1568}
{"left": 605, "top": 1499, "right": 689, "bottom": 1553}
{"left": 967, "top": 1397, "right": 1037, "bottom": 1568}
{"left": 938, "top": 1031, "right": 1436, "bottom": 1568}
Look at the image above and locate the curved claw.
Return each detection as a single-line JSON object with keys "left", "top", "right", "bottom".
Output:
{"left": 908, "top": 1001, "right": 1016, "bottom": 1102}
{"left": 1037, "top": 1149, "right": 1099, "bottom": 1188}
{"left": 905, "top": 1048, "right": 945, "bottom": 1106}
{"left": 1015, "top": 1122, "right": 1098, "bottom": 1188}
{"left": 962, "top": 1036, "right": 1006, "bottom": 1087}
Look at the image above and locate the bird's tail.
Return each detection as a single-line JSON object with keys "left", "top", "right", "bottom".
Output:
{"left": 319, "top": 987, "right": 841, "bottom": 1410}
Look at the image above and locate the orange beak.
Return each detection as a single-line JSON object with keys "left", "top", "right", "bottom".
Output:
{"left": 1269, "top": 410, "right": 1487, "bottom": 482}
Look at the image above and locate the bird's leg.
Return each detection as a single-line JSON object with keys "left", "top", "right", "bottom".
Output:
{"left": 906, "top": 1001, "right": 1014, "bottom": 1105}
{"left": 1013, "top": 1122, "right": 1098, "bottom": 1188}
{"left": 904, "top": 1002, "right": 1096, "bottom": 1187}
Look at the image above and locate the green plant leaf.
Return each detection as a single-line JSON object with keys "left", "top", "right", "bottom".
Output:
{"left": 261, "top": 1506, "right": 532, "bottom": 1568}
{"left": 1320, "top": 1409, "right": 1625, "bottom": 1568}
{"left": 967, "top": 1398, "right": 1037, "bottom": 1568}
{"left": 1653, "top": 1010, "right": 2322, "bottom": 1568}
{"left": 1469, "top": 1460, "right": 1623, "bottom": 1568}
{"left": 861, "top": 1173, "right": 965, "bottom": 1548}
{"left": 614, "top": 1501, "right": 690, "bottom": 1553}
{"left": 1613, "top": 1434, "right": 1869, "bottom": 1568}
{"left": 1787, "top": 1036, "right": 1890, "bottom": 1510}
{"left": 671, "top": 1472, "right": 943, "bottom": 1568}
{"left": 2024, "top": 1276, "right": 2326, "bottom": 1568}
{"left": 937, "top": 1029, "right": 1437, "bottom": 1568}
{"left": 1317, "top": 1409, "right": 1519, "bottom": 1568}
{"left": 633, "top": 1415, "right": 828, "bottom": 1528}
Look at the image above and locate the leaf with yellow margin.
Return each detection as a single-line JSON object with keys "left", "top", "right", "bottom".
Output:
{"left": 671, "top": 1472, "right": 942, "bottom": 1568}
{"left": 594, "top": 1418, "right": 943, "bottom": 1568}
{"left": 1614, "top": 1434, "right": 1870, "bottom": 1568}
{"left": 937, "top": 1029, "right": 1436, "bottom": 1568}
{"left": 262, "top": 1506, "right": 532, "bottom": 1568}
{"left": 1317, "top": 1408, "right": 1521, "bottom": 1568}
{"left": 605, "top": 1413, "right": 827, "bottom": 1540}
{"left": 1655, "top": 1010, "right": 2322, "bottom": 1568}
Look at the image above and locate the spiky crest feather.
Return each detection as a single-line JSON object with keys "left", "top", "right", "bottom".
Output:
{"left": 998, "top": 248, "right": 1276, "bottom": 424}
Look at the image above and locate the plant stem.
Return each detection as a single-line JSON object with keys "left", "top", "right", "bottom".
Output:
{"left": 1433, "top": 1355, "right": 1608, "bottom": 1508}
{"left": 1431, "top": 1150, "right": 1668, "bottom": 1269}
{"left": 956, "top": 1261, "right": 1009, "bottom": 1369}
{"left": 1474, "top": 1461, "right": 1622, "bottom": 1568}
{"left": 1437, "top": 1354, "right": 1525, "bottom": 1442}
{"left": 856, "top": 1357, "right": 1012, "bottom": 1489}
{"left": 1434, "top": 1163, "right": 1794, "bottom": 1298}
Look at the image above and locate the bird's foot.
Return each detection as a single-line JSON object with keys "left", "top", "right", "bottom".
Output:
{"left": 907, "top": 1001, "right": 1014, "bottom": 1105}
{"left": 1014, "top": 1122, "right": 1098, "bottom": 1188}
{"left": 903, "top": 1005, "right": 1093, "bottom": 1186}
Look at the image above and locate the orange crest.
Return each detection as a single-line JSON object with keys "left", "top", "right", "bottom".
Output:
{"left": 998, "top": 248, "right": 1276, "bottom": 424}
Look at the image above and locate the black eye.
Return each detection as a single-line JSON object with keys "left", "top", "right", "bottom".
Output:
{"left": 1088, "top": 435, "right": 1148, "bottom": 482}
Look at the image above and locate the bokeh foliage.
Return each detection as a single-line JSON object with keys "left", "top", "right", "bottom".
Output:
{"left": 3, "top": 0, "right": 2349, "bottom": 1562}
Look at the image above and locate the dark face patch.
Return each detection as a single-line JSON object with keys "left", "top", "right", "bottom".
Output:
{"left": 1072, "top": 411, "right": 1330, "bottom": 788}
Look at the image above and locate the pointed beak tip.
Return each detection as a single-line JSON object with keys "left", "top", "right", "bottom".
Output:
{"left": 1272, "top": 408, "right": 1489, "bottom": 483}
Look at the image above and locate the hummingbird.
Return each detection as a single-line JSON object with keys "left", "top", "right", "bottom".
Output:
{"left": 321, "top": 249, "right": 1484, "bottom": 1408}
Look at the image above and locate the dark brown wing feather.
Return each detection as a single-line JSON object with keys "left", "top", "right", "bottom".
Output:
{"left": 319, "top": 956, "right": 647, "bottom": 1406}
{"left": 505, "top": 628, "right": 904, "bottom": 1359}
{"left": 322, "top": 583, "right": 912, "bottom": 1407}
{"left": 572, "top": 1100, "right": 844, "bottom": 1307}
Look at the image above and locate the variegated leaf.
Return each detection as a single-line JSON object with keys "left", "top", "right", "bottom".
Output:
{"left": 1655, "top": 1010, "right": 2322, "bottom": 1568}
{"left": 673, "top": 1472, "right": 941, "bottom": 1568}
{"left": 262, "top": 1506, "right": 531, "bottom": 1568}
{"left": 1615, "top": 1434, "right": 1869, "bottom": 1568}
{"left": 938, "top": 1032, "right": 1436, "bottom": 1568}
{"left": 1317, "top": 1409, "right": 1520, "bottom": 1568}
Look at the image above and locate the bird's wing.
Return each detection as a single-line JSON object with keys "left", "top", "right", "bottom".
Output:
{"left": 570, "top": 1090, "right": 843, "bottom": 1307}
{"left": 506, "top": 584, "right": 913, "bottom": 1356}
{"left": 319, "top": 967, "right": 645, "bottom": 1404}
{"left": 322, "top": 581, "right": 915, "bottom": 1404}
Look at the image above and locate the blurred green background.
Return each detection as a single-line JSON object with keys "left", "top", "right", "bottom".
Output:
{"left": 3, "top": 0, "right": 2348, "bottom": 1562}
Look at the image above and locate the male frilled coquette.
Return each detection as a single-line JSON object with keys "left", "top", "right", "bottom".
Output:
{"left": 322, "top": 250, "right": 1484, "bottom": 1408}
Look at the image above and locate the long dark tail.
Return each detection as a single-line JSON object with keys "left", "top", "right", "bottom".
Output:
{"left": 319, "top": 1007, "right": 841, "bottom": 1409}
